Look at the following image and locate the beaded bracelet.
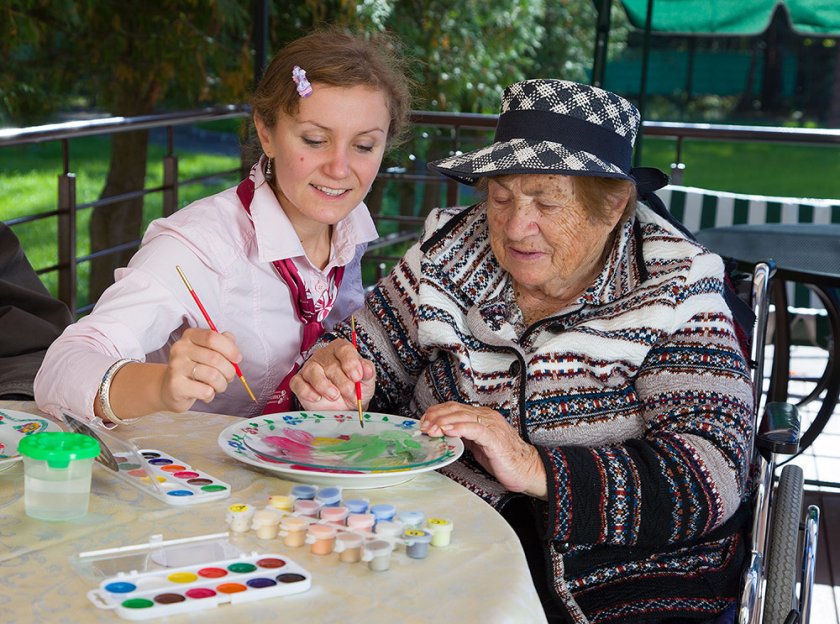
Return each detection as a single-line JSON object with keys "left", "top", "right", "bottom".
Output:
{"left": 98, "top": 358, "right": 137, "bottom": 426}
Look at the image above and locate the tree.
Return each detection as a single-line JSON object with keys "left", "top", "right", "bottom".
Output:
{"left": 3, "top": 0, "right": 610, "bottom": 301}
{"left": 2, "top": 1, "right": 252, "bottom": 301}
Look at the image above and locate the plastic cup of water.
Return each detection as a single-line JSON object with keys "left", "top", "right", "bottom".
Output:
{"left": 18, "top": 432, "right": 100, "bottom": 521}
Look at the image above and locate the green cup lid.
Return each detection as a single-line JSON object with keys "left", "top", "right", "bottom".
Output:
{"left": 18, "top": 432, "right": 100, "bottom": 469}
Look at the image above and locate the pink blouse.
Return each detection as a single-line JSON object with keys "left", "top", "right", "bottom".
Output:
{"left": 34, "top": 163, "right": 378, "bottom": 425}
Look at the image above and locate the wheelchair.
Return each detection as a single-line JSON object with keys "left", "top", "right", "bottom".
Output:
{"left": 737, "top": 261, "right": 821, "bottom": 624}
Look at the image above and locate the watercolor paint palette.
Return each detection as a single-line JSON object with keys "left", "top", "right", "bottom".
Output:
{"left": 87, "top": 552, "right": 311, "bottom": 621}
{"left": 111, "top": 449, "right": 231, "bottom": 506}
{"left": 63, "top": 412, "right": 231, "bottom": 506}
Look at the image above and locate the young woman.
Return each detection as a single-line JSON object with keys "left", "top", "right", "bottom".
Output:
{"left": 35, "top": 28, "right": 412, "bottom": 425}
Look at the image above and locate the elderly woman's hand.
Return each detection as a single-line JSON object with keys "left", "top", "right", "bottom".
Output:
{"left": 420, "top": 402, "right": 547, "bottom": 499}
{"left": 290, "top": 338, "right": 377, "bottom": 411}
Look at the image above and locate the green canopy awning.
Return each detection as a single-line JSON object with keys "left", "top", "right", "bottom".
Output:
{"left": 620, "top": 0, "right": 840, "bottom": 37}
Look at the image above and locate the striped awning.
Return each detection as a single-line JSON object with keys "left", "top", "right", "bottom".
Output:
{"left": 620, "top": 0, "right": 840, "bottom": 36}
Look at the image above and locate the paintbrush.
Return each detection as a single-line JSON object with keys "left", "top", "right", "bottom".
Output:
{"left": 350, "top": 315, "right": 364, "bottom": 428}
{"left": 175, "top": 265, "right": 257, "bottom": 403}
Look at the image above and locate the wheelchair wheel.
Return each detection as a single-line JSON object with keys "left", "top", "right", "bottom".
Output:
{"left": 763, "top": 464, "right": 804, "bottom": 624}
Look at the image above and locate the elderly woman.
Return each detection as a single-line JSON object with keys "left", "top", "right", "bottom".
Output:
{"left": 291, "top": 80, "right": 752, "bottom": 624}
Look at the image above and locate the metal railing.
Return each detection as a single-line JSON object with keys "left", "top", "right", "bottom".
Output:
{"left": 2, "top": 108, "right": 839, "bottom": 316}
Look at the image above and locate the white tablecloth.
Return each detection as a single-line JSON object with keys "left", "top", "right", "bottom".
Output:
{"left": 0, "top": 401, "right": 546, "bottom": 623}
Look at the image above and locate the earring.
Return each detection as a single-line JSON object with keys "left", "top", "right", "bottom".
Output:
{"left": 264, "top": 156, "right": 274, "bottom": 183}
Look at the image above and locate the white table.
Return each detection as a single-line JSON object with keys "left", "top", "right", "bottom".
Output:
{"left": 0, "top": 401, "right": 546, "bottom": 623}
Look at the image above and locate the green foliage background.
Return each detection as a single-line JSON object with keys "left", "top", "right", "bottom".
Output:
{"left": 2, "top": 1, "right": 837, "bottom": 303}
{"left": 1, "top": 0, "right": 617, "bottom": 123}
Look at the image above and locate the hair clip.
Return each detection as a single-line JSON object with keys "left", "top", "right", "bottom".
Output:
{"left": 292, "top": 66, "right": 313, "bottom": 98}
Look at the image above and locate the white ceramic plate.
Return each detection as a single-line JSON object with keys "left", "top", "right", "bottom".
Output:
{"left": 0, "top": 409, "right": 62, "bottom": 470}
{"left": 217, "top": 411, "right": 463, "bottom": 489}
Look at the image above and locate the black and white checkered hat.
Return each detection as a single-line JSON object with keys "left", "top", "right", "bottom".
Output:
{"left": 429, "top": 79, "right": 642, "bottom": 186}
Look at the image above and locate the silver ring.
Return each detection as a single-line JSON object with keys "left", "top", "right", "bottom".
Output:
{"left": 191, "top": 365, "right": 198, "bottom": 380}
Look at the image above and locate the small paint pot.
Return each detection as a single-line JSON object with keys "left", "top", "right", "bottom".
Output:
{"left": 305, "top": 523, "right": 337, "bottom": 555}
{"left": 225, "top": 503, "right": 255, "bottom": 533}
{"left": 319, "top": 505, "right": 349, "bottom": 524}
{"left": 397, "top": 510, "right": 426, "bottom": 530}
{"left": 334, "top": 532, "right": 363, "bottom": 563}
{"left": 315, "top": 486, "right": 342, "bottom": 507}
{"left": 278, "top": 515, "right": 309, "bottom": 548}
{"left": 293, "top": 499, "right": 321, "bottom": 517}
{"left": 374, "top": 520, "right": 404, "bottom": 545}
{"left": 403, "top": 529, "right": 433, "bottom": 559}
{"left": 251, "top": 508, "right": 283, "bottom": 539}
{"left": 267, "top": 495, "right": 293, "bottom": 512}
{"left": 344, "top": 498, "right": 369, "bottom": 514}
{"left": 362, "top": 539, "right": 393, "bottom": 572}
{"left": 426, "top": 517, "right": 454, "bottom": 547}
{"left": 370, "top": 503, "right": 396, "bottom": 523}
{"left": 345, "top": 512, "right": 376, "bottom": 533}
{"left": 290, "top": 484, "right": 317, "bottom": 501}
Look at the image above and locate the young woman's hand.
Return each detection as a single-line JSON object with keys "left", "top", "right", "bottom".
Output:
{"left": 290, "top": 338, "right": 376, "bottom": 411}
{"left": 159, "top": 328, "right": 241, "bottom": 412}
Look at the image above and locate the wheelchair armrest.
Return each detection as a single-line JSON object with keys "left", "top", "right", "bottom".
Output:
{"left": 756, "top": 402, "right": 800, "bottom": 455}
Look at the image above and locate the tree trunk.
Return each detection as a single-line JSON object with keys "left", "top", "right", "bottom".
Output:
{"left": 759, "top": 10, "right": 787, "bottom": 115}
{"left": 735, "top": 42, "right": 760, "bottom": 114}
{"left": 88, "top": 129, "right": 149, "bottom": 303}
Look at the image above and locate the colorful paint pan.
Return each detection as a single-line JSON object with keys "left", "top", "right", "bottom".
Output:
{"left": 112, "top": 449, "right": 231, "bottom": 506}
{"left": 87, "top": 553, "right": 310, "bottom": 620}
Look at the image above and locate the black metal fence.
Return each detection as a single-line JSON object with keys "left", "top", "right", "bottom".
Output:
{"left": 1, "top": 108, "right": 839, "bottom": 317}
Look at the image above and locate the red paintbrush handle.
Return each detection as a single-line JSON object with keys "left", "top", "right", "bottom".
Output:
{"left": 188, "top": 290, "right": 219, "bottom": 332}
{"left": 188, "top": 289, "right": 245, "bottom": 377}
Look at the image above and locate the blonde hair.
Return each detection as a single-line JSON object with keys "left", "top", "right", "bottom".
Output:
{"left": 251, "top": 27, "right": 413, "bottom": 150}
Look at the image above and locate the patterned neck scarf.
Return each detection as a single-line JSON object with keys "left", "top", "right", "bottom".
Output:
{"left": 236, "top": 175, "right": 345, "bottom": 413}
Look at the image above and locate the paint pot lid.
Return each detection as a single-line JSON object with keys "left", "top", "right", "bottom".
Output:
{"left": 369, "top": 503, "right": 396, "bottom": 519}
{"left": 306, "top": 523, "right": 337, "bottom": 538}
{"left": 344, "top": 498, "right": 369, "bottom": 513}
{"left": 294, "top": 499, "right": 321, "bottom": 513}
{"left": 290, "top": 484, "right": 317, "bottom": 500}
{"left": 346, "top": 513, "right": 375, "bottom": 528}
{"left": 225, "top": 503, "right": 254, "bottom": 523}
{"left": 279, "top": 515, "right": 309, "bottom": 530}
{"left": 18, "top": 432, "right": 100, "bottom": 468}
{"left": 374, "top": 520, "right": 404, "bottom": 537}
{"left": 319, "top": 506, "right": 349, "bottom": 522}
{"left": 314, "top": 486, "right": 342, "bottom": 505}
{"left": 252, "top": 508, "right": 282, "bottom": 527}
{"left": 397, "top": 510, "right": 426, "bottom": 526}
{"left": 335, "top": 532, "right": 363, "bottom": 548}
{"left": 267, "top": 495, "right": 293, "bottom": 510}
{"left": 403, "top": 528, "right": 432, "bottom": 544}
{"left": 363, "top": 539, "right": 393, "bottom": 556}
{"left": 426, "top": 517, "right": 454, "bottom": 533}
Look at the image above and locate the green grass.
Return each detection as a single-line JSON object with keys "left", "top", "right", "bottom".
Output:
{"left": 2, "top": 131, "right": 838, "bottom": 305}
{"left": 0, "top": 136, "right": 239, "bottom": 302}
{"left": 639, "top": 138, "right": 840, "bottom": 198}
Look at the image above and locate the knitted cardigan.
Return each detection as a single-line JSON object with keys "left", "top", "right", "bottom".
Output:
{"left": 327, "top": 201, "right": 754, "bottom": 623}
